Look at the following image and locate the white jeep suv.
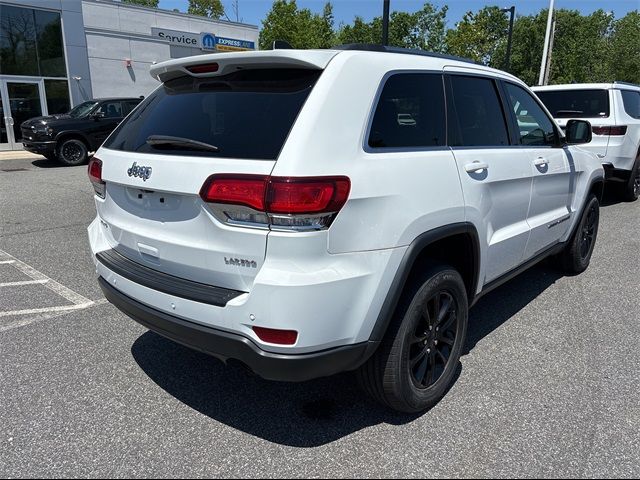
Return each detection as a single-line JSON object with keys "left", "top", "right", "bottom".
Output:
{"left": 532, "top": 82, "right": 640, "bottom": 201}
{"left": 88, "top": 45, "right": 604, "bottom": 413}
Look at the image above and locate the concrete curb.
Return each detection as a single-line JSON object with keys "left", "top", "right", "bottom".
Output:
{"left": 0, "top": 151, "right": 45, "bottom": 161}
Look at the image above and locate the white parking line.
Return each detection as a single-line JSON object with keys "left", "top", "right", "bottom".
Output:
{"left": 0, "top": 279, "right": 49, "bottom": 287}
{"left": 0, "top": 248, "right": 97, "bottom": 319}
{"left": 0, "top": 260, "right": 16, "bottom": 264}
{"left": 0, "top": 299, "right": 108, "bottom": 332}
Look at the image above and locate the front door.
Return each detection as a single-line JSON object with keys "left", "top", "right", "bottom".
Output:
{"left": 0, "top": 80, "right": 46, "bottom": 150}
{"left": 502, "top": 82, "right": 573, "bottom": 260}
{"left": 446, "top": 73, "right": 534, "bottom": 285}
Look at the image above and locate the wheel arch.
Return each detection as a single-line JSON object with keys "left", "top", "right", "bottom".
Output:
{"left": 368, "top": 222, "right": 480, "bottom": 343}
{"left": 55, "top": 131, "right": 91, "bottom": 150}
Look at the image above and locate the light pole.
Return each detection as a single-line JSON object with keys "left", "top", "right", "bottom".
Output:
{"left": 501, "top": 6, "right": 515, "bottom": 71}
{"left": 382, "top": 0, "right": 390, "bottom": 46}
{"left": 539, "top": 0, "right": 555, "bottom": 85}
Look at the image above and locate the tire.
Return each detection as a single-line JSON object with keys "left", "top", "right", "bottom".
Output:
{"left": 622, "top": 156, "right": 640, "bottom": 202}
{"left": 56, "top": 138, "right": 88, "bottom": 166}
{"left": 559, "top": 194, "right": 600, "bottom": 274}
{"left": 358, "top": 264, "right": 468, "bottom": 413}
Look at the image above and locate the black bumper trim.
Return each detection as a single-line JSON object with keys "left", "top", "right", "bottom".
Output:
{"left": 96, "top": 249, "right": 244, "bottom": 307}
{"left": 99, "top": 277, "right": 375, "bottom": 382}
{"left": 22, "top": 140, "right": 56, "bottom": 155}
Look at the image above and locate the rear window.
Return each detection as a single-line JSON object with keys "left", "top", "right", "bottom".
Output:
{"left": 535, "top": 89, "right": 610, "bottom": 118}
{"left": 104, "top": 68, "right": 321, "bottom": 160}
{"left": 621, "top": 90, "right": 640, "bottom": 119}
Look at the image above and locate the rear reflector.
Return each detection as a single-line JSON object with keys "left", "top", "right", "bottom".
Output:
{"left": 252, "top": 326, "right": 298, "bottom": 345}
{"left": 592, "top": 125, "right": 628, "bottom": 136}
{"left": 88, "top": 157, "right": 105, "bottom": 198}
{"left": 186, "top": 63, "right": 219, "bottom": 74}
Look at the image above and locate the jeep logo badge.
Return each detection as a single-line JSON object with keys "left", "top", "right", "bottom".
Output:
{"left": 127, "top": 162, "right": 152, "bottom": 181}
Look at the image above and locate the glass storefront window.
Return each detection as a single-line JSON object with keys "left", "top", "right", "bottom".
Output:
{"left": 0, "top": 5, "right": 66, "bottom": 77}
{"left": 35, "top": 10, "right": 65, "bottom": 77}
{"left": 44, "top": 79, "right": 70, "bottom": 114}
{"left": 0, "top": 4, "right": 39, "bottom": 76}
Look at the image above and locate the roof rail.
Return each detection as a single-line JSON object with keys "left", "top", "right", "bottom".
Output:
{"left": 614, "top": 81, "right": 640, "bottom": 88}
{"left": 333, "top": 43, "right": 480, "bottom": 66}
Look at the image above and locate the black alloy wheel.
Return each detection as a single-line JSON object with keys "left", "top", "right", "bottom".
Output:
{"left": 57, "top": 138, "right": 88, "bottom": 166}
{"left": 408, "top": 291, "right": 458, "bottom": 389}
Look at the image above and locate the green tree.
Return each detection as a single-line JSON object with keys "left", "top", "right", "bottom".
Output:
{"left": 506, "top": 9, "right": 616, "bottom": 85}
{"left": 188, "top": 0, "right": 224, "bottom": 19}
{"left": 122, "top": 0, "right": 159, "bottom": 7}
{"left": 336, "top": 2, "right": 448, "bottom": 51}
{"left": 259, "top": 1, "right": 336, "bottom": 50}
{"left": 610, "top": 11, "right": 640, "bottom": 84}
{"left": 445, "top": 6, "right": 509, "bottom": 66}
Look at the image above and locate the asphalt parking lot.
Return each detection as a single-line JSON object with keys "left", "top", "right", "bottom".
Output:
{"left": 1, "top": 155, "right": 639, "bottom": 478}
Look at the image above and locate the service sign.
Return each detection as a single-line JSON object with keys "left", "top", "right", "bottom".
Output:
{"left": 151, "top": 27, "right": 200, "bottom": 47}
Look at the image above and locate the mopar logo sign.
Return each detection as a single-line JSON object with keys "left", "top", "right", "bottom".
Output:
{"left": 201, "top": 33, "right": 216, "bottom": 50}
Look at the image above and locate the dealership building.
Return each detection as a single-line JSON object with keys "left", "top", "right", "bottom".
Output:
{"left": 0, "top": 0, "right": 258, "bottom": 150}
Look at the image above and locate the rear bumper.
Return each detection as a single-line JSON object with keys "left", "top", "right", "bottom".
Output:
{"left": 99, "top": 277, "right": 375, "bottom": 382}
{"left": 22, "top": 140, "right": 56, "bottom": 155}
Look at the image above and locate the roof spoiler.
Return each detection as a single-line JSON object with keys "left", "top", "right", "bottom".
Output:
{"left": 150, "top": 50, "right": 336, "bottom": 83}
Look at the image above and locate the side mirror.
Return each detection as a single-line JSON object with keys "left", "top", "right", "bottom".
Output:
{"left": 565, "top": 119, "right": 592, "bottom": 145}
{"left": 91, "top": 111, "right": 105, "bottom": 120}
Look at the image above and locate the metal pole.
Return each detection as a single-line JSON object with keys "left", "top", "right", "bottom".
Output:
{"left": 503, "top": 6, "right": 515, "bottom": 71}
{"left": 382, "top": 0, "right": 390, "bottom": 46}
{"left": 538, "top": 0, "right": 555, "bottom": 85}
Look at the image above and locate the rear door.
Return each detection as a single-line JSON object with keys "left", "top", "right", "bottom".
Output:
{"left": 502, "top": 82, "right": 572, "bottom": 259}
{"left": 95, "top": 68, "right": 322, "bottom": 292}
{"left": 446, "top": 73, "right": 533, "bottom": 284}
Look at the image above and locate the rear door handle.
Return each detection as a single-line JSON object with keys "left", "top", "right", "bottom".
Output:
{"left": 534, "top": 157, "right": 549, "bottom": 167}
{"left": 464, "top": 161, "right": 489, "bottom": 173}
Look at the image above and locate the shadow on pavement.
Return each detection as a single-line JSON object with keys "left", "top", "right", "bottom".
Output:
{"left": 31, "top": 154, "right": 92, "bottom": 169}
{"left": 131, "top": 260, "right": 566, "bottom": 447}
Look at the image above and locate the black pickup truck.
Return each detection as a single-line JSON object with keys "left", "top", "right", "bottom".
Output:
{"left": 21, "top": 98, "right": 142, "bottom": 166}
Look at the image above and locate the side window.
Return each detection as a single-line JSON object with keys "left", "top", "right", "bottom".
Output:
{"left": 505, "top": 83, "right": 557, "bottom": 146}
{"left": 621, "top": 90, "right": 640, "bottom": 119}
{"left": 447, "top": 75, "right": 510, "bottom": 147}
{"left": 123, "top": 100, "right": 141, "bottom": 115}
{"left": 97, "top": 101, "right": 124, "bottom": 119}
{"left": 368, "top": 73, "right": 445, "bottom": 149}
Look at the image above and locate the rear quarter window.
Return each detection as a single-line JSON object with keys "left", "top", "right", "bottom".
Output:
{"left": 535, "top": 89, "right": 610, "bottom": 118}
{"left": 104, "top": 69, "right": 321, "bottom": 160}
{"left": 368, "top": 73, "right": 446, "bottom": 149}
{"left": 620, "top": 90, "right": 640, "bottom": 119}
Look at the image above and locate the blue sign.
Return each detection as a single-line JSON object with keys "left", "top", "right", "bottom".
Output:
{"left": 201, "top": 33, "right": 216, "bottom": 50}
{"left": 215, "top": 36, "right": 255, "bottom": 51}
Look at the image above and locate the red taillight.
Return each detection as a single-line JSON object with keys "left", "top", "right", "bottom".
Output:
{"left": 186, "top": 63, "right": 219, "bottom": 74}
{"left": 199, "top": 175, "right": 351, "bottom": 227}
{"left": 252, "top": 326, "right": 298, "bottom": 345}
{"left": 88, "top": 157, "right": 102, "bottom": 183}
{"left": 88, "top": 157, "right": 105, "bottom": 198}
{"left": 267, "top": 177, "right": 351, "bottom": 214}
{"left": 200, "top": 175, "right": 267, "bottom": 211}
{"left": 592, "top": 125, "right": 627, "bottom": 136}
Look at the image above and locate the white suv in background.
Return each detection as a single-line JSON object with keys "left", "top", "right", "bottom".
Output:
{"left": 88, "top": 46, "right": 603, "bottom": 413}
{"left": 533, "top": 83, "right": 640, "bottom": 201}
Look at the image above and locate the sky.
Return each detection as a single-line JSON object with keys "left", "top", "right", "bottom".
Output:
{"left": 157, "top": 0, "right": 640, "bottom": 27}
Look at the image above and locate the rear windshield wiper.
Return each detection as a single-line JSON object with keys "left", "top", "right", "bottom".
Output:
{"left": 146, "top": 135, "right": 219, "bottom": 152}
